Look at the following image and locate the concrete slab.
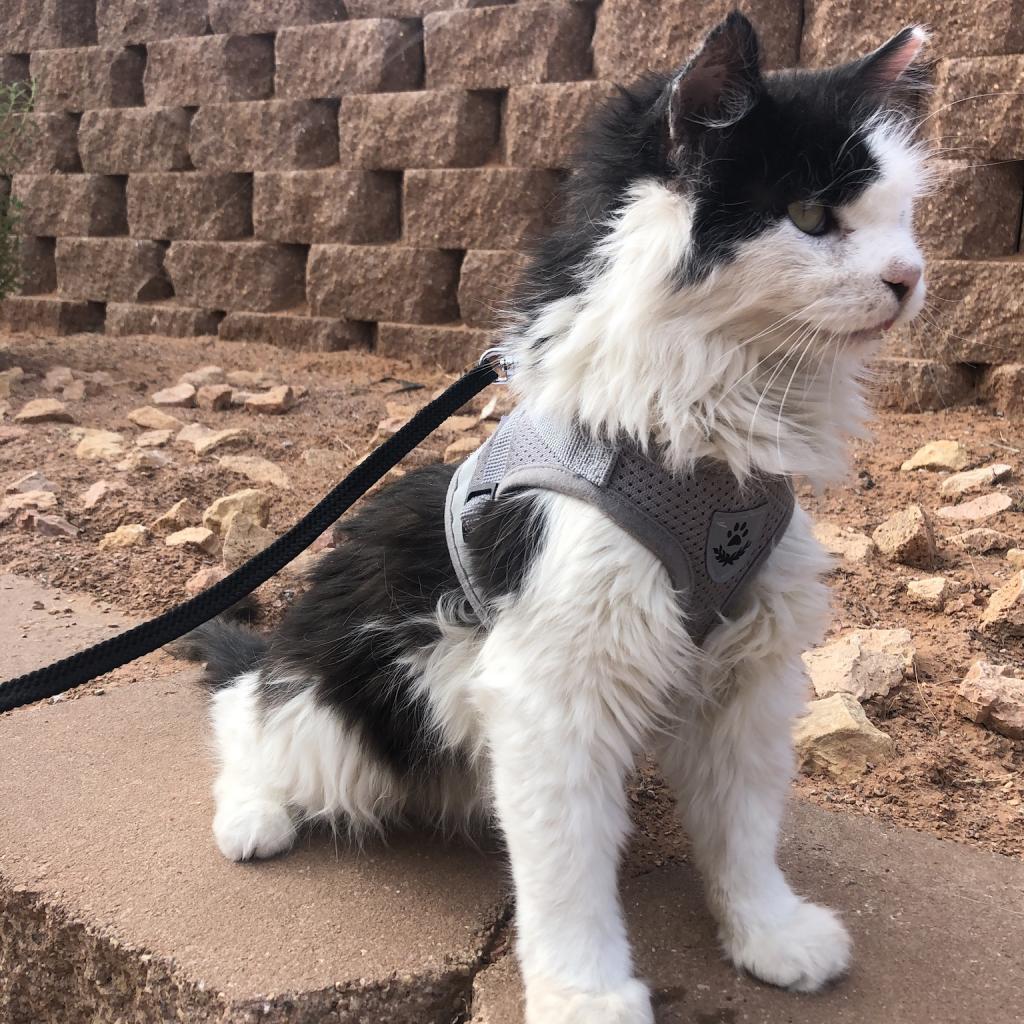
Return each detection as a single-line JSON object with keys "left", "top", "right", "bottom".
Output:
{"left": 471, "top": 802, "right": 1024, "bottom": 1023}
{"left": 0, "top": 576, "right": 509, "bottom": 1024}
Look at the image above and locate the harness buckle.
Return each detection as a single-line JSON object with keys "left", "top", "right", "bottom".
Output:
{"left": 478, "top": 347, "right": 511, "bottom": 384}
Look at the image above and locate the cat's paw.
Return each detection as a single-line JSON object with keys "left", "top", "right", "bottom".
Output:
{"left": 724, "top": 900, "right": 851, "bottom": 992}
{"left": 526, "top": 976, "right": 653, "bottom": 1024}
{"left": 213, "top": 796, "right": 296, "bottom": 861}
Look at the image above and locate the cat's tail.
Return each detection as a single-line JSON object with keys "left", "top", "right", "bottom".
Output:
{"left": 168, "top": 618, "right": 268, "bottom": 690}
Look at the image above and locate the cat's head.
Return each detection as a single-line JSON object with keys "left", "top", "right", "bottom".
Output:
{"left": 662, "top": 12, "right": 930, "bottom": 342}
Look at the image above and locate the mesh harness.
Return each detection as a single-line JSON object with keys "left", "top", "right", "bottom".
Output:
{"left": 445, "top": 407, "right": 796, "bottom": 645}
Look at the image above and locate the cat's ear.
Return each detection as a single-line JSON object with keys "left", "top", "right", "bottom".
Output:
{"left": 668, "top": 12, "right": 763, "bottom": 144}
{"left": 849, "top": 25, "right": 931, "bottom": 105}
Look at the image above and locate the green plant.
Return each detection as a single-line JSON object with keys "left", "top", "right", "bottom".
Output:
{"left": 0, "top": 79, "right": 36, "bottom": 302}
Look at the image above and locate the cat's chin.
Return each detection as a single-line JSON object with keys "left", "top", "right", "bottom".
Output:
{"left": 834, "top": 317, "right": 895, "bottom": 346}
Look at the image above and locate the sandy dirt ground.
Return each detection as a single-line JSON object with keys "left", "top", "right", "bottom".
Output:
{"left": 1, "top": 330, "right": 1021, "bottom": 864}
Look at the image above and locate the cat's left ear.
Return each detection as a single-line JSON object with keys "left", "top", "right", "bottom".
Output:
{"left": 849, "top": 25, "right": 931, "bottom": 104}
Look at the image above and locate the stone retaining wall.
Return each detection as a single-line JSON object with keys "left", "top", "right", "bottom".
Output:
{"left": 0, "top": 0, "right": 1021, "bottom": 391}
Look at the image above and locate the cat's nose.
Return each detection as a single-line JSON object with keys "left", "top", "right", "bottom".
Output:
{"left": 882, "top": 262, "right": 922, "bottom": 305}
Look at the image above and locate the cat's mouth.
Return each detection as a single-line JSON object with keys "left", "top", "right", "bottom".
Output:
{"left": 838, "top": 318, "right": 895, "bottom": 345}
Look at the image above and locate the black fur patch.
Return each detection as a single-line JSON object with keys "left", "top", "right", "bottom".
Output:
{"left": 170, "top": 618, "right": 267, "bottom": 690}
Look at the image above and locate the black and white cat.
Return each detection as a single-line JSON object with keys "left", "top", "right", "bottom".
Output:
{"left": 179, "top": 15, "right": 929, "bottom": 1023}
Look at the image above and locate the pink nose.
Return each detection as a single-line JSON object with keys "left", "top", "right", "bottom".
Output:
{"left": 882, "top": 262, "right": 922, "bottom": 305}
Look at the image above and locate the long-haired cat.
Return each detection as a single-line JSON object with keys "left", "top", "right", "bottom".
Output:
{"left": 177, "top": 14, "right": 929, "bottom": 1023}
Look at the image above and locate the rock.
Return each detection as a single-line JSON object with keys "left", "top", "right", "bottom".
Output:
{"left": 185, "top": 565, "right": 228, "bottom": 595}
{"left": 374, "top": 415, "right": 405, "bottom": 441}
{"left": 951, "top": 528, "right": 1017, "bottom": 554}
{"left": 218, "top": 454, "right": 290, "bottom": 489}
{"left": 980, "top": 571, "right": 1024, "bottom": 639}
{"left": 301, "top": 447, "right": 348, "bottom": 473}
{"left": 907, "top": 577, "right": 957, "bottom": 611}
{"left": 0, "top": 490, "right": 58, "bottom": 524}
{"left": 939, "top": 463, "right": 1013, "bottom": 498}
{"left": 900, "top": 440, "right": 970, "bottom": 472}
{"left": 0, "top": 425, "right": 28, "bottom": 444}
{"left": 43, "top": 366, "right": 75, "bottom": 392}
{"left": 202, "top": 489, "right": 271, "bottom": 533}
{"left": 245, "top": 385, "right": 294, "bottom": 414}
{"left": 0, "top": 366, "right": 25, "bottom": 397}
{"left": 115, "top": 449, "right": 172, "bottom": 473}
{"left": 221, "top": 510, "right": 276, "bottom": 569}
{"left": 793, "top": 693, "right": 895, "bottom": 780}
{"left": 150, "top": 498, "right": 196, "bottom": 535}
{"left": 98, "top": 523, "right": 149, "bottom": 549}
{"left": 25, "top": 513, "right": 78, "bottom": 538}
{"left": 229, "top": 389, "right": 259, "bottom": 407}
{"left": 802, "top": 628, "right": 915, "bottom": 701}
{"left": 6, "top": 471, "right": 56, "bottom": 494}
{"left": 152, "top": 382, "right": 197, "bottom": 407}
{"left": 176, "top": 423, "right": 247, "bottom": 456}
{"left": 135, "top": 429, "right": 173, "bottom": 448}
{"left": 175, "top": 422, "right": 213, "bottom": 448}
{"left": 165, "top": 526, "right": 219, "bottom": 555}
{"left": 872, "top": 505, "right": 936, "bottom": 567}
{"left": 955, "top": 661, "right": 1024, "bottom": 740}
{"left": 936, "top": 492, "right": 1014, "bottom": 523}
{"left": 15, "top": 398, "right": 75, "bottom": 424}
{"left": 444, "top": 436, "right": 480, "bottom": 463}
{"left": 226, "top": 369, "right": 276, "bottom": 389}
{"left": 78, "top": 370, "right": 113, "bottom": 394}
{"left": 128, "top": 406, "right": 183, "bottom": 430}
{"left": 61, "top": 379, "right": 86, "bottom": 402}
{"left": 1007, "top": 548, "right": 1024, "bottom": 570}
{"left": 197, "top": 383, "right": 233, "bottom": 411}
{"left": 813, "top": 522, "right": 877, "bottom": 562}
{"left": 73, "top": 428, "right": 126, "bottom": 462}
{"left": 81, "top": 479, "right": 124, "bottom": 509}
{"left": 179, "top": 365, "right": 225, "bottom": 388}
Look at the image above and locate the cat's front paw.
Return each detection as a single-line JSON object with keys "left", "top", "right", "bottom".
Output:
{"left": 724, "top": 900, "right": 851, "bottom": 992}
{"left": 526, "top": 976, "right": 653, "bottom": 1024}
{"left": 213, "top": 795, "right": 296, "bottom": 861}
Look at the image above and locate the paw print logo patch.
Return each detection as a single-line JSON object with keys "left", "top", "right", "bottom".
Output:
{"left": 705, "top": 505, "right": 770, "bottom": 584}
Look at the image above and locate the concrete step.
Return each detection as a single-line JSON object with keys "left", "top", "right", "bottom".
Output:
{"left": 2, "top": 573, "right": 1023, "bottom": 1023}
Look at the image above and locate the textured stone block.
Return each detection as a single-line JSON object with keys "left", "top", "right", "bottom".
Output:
{"left": 3, "top": 0, "right": 96, "bottom": 51}
{"left": 307, "top": 245, "right": 459, "bottom": 322}
{"left": 7, "top": 113, "right": 79, "bottom": 173}
{"left": 346, "top": 0, "right": 514, "bottom": 13}
{"left": 165, "top": 242, "right": 308, "bottom": 313}
{"left": 506, "top": 81, "right": 619, "bottom": 168}
{"left": 96, "top": 0, "right": 208, "bottom": 46}
{"left": 79, "top": 107, "right": 192, "bottom": 173}
{"left": 128, "top": 174, "right": 253, "bottom": 241}
{"left": 916, "top": 161, "right": 1024, "bottom": 259}
{"left": 458, "top": 250, "right": 526, "bottom": 328}
{"left": 425, "top": 4, "right": 592, "bottom": 88}
{"left": 1, "top": 55, "right": 31, "bottom": 85}
{"left": 4, "top": 296, "right": 105, "bottom": 335}
{"left": 931, "top": 57, "right": 1024, "bottom": 161}
{"left": 594, "top": 0, "right": 800, "bottom": 80}
{"left": 106, "top": 303, "right": 224, "bottom": 338}
{"left": 57, "top": 239, "right": 172, "bottom": 303}
{"left": 31, "top": 46, "right": 145, "bottom": 112}
{"left": 869, "top": 357, "right": 977, "bottom": 412}
{"left": 377, "top": 322, "right": 492, "bottom": 371}
{"left": 802, "top": 0, "right": 1024, "bottom": 65}
{"left": 903, "top": 260, "right": 1024, "bottom": 363}
{"left": 190, "top": 101, "right": 339, "bottom": 171}
{"left": 219, "top": 312, "right": 371, "bottom": 351}
{"left": 276, "top": 20, "right": 423, "bottom": 99}
{"left": 339, "top": 90, "right": 499, "bottom": 169}
{"left": 11, "top": 175, "right": 127, "bottom": 237}
{"left": 980, "top": 364, "right": 1024, "bottom": 417}
{"left": 16, "top": 238, "right": 57, "bottom": 295}
{"left": 208, "top": 0, "right": 344, "bottom": 33}
{"left": 253, "top": 170, "right": 398, "bottom": 243}
{"left": 404, "top": 169, "right": 560, "bottom": 248}
{"left": 145, "top": 35, "right": 275, "bottom": 107}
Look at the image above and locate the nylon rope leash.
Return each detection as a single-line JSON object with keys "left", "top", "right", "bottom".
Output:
{"left": 0, "top": 356, "right": 504, "bottom": 714}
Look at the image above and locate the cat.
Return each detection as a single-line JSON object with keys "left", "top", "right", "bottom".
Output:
{"left": 176, "top": 14, "right": 930, "bottom": 1023}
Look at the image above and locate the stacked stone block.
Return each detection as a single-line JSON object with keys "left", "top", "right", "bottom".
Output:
{"left": 0, "top": 0, "right": 1020, "bottom": 389}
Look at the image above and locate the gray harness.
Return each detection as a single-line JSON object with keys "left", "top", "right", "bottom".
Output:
{"left": 445, "top": 407, "right": 795, "bottom": 644}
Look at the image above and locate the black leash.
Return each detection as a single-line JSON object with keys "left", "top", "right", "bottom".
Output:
{"left": 0, "top": 360, "right": 499, "bottom": 714}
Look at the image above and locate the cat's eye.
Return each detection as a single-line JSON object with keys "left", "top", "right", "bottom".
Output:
{"left": 787, "top": 201, "right": 829, "bottom": 236}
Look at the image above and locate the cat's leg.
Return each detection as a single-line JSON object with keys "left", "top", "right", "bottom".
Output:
{"left": 478, "top": 631, "right": 653, "bottom": 1024}
{"left": 209, "top": 670, "right": 297, "bottom": 861}
{"left": 656, "top": 649, "right": 850, "bottom": 992}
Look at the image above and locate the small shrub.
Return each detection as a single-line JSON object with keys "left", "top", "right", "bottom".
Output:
{"left": 0, "top": 80, "right": 36, "bottom": 302}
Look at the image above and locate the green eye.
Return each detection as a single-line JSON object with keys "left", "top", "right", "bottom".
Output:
{"left": 787, "top": 201, "right": 829, "bottom": 236}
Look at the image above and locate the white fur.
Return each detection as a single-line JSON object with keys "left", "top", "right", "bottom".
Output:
{"left": 207, "top": 96, "right": 926, "bottom": 1024}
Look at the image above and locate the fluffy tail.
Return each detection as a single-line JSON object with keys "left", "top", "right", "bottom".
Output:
{"left": 168, "top": 618, "right": 268, "bottom": 690}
